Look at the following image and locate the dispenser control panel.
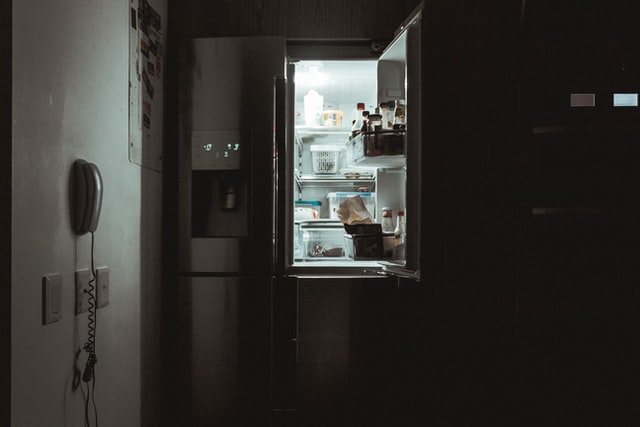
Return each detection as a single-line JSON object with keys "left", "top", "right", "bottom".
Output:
{"left": 192, "top": 130, "right": 243, "bottom": 170}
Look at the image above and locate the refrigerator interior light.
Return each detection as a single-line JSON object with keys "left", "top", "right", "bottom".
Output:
{"left": 295, "top": 62, "right": 330, "bottom": 87}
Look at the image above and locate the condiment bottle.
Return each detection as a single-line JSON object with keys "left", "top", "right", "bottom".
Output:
{"left": 367, "top": 113, "right": 383, "bottom": 132}
{"left": 381, "top": 207, "right": 394, "bottom": 233}
{"left": 351, "top": 103, "right": 366, "bottom": 138}
{"left": 393, "top": 100, "right": 406, "bottom": 126}
{"left": 379, "top": 102, "right": 392, "bottom": 129}
{"left": 394, "top": 210, "right": 406, "bottom": 238}
{"left": 394, "top": 210, "right": 406, "bottom": 259}
{"left": 360, "top": 110, "right": 370, "bottom": 134}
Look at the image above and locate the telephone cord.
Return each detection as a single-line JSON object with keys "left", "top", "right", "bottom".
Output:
{"left": 83, "top": 231, "right": 99, "bottom": 426}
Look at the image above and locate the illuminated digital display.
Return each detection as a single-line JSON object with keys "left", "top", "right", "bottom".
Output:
{"left": 192, "top": 130, "right": 242, "bottom": 170}
{"left": 613, "top": 93, "right": 638, "bottom": 107}
{"left": 203, "top": 143, "right": 241, "bottom": 158}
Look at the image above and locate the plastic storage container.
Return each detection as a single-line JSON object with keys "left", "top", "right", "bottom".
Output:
{"left": 310, "top": 145, "right": 341, "bottom": 174}
{"left": 327, "top": 192, "right": 376, "bottom": 220}
{"left": 304, "top": 90, "right": 323, "bottom": 126}
{"left": 300, "top": 221, "right": 346, "bottom": 259}
{"left": 294, "top": 200, "right": 322, "bottom": 220}
{"left": 342, "top": 223, "right": 401, "bottom": 260}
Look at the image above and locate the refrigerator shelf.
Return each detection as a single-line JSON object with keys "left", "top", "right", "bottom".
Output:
{"left": 295, "top": 126, "right": 352, "bottom": 135}
{"left": 297, "top": 174, "right": 376, "bottom": 183}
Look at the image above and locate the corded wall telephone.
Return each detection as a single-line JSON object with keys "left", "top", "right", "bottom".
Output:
{"left": 72, "top": 159, "right": 103, "bottom": 424}
{"left": 73, "top": 159, "right": 103, "bottom": 235}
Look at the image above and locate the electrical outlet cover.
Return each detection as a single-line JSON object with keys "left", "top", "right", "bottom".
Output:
{"left": 96, "top": 267, "right": 109, "bottom": 308}
{"left": 75, "top": 269, "right": 91, "bottom": 315}
{"left": 42, "top": 274, "right": 63, "bottom": 324}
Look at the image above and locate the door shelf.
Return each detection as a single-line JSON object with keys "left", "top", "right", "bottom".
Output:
{"left": 346, "top": 131, "right": 406, "bottom": 168}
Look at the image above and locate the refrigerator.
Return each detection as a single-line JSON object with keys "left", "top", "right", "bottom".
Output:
{"left": 177, "top": 3, "right": 433, "bottom": 425}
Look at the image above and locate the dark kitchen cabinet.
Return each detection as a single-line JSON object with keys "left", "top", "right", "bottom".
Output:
{"left": 514, "top": 212, "right": 640, "bottom": 425}
{"left": 515, "top": 3, "right": 640, "bottom": 423}
{"left": 518, "top": 0, "right": 640, "bottom": 208}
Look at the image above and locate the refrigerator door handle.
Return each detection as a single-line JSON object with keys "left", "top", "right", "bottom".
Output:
{"left": 273, "top": 75, "right": 288, "bottom": 274}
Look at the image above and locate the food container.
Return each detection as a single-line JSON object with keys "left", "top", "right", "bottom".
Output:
{"left": 294, "top": 200, "right": 321, "bottom": 220}
{"left": 343, "top": 223, "right": 402, "bottom": 260}
{"left": 344, "top": 233, "right": 402, "bottom": 260}
{"left": 344, "top": 234, "right": 384, "bottom": 260}
{"left": 322, "top": 110, "right": 344, "bottom": 127}
{"left": 327, "top": 192, "right": 376, "bottom": 220}
{"left": 343, "top": 223, "right": 381, "bottom": 260}
{"left": 304, "top": 90, "right": 323, "bottom": 126}
{"left": 300, "top": 221, "right": 346, "bottom": 259}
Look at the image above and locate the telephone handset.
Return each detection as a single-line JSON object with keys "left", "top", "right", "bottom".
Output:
{"left": 74, "top": 159, "right": 103, "bottom": 235}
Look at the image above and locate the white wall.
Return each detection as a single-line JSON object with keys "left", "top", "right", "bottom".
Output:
{"left": 12, "top": 1, "right": 162, "bottom": 425}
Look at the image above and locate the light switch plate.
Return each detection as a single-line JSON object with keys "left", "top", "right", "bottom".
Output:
{"left": 75, "top": 269, "right": 91, "bottom": 315}
{"left": 96, "top": 267, "right": 109, "bottom": 308}
{"left": 42, "top": 274, "right": 63, "bottom": 324}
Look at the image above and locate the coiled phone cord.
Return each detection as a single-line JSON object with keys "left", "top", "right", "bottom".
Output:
{"left": 83, "top": 231, "right": 99, "bottom": 427}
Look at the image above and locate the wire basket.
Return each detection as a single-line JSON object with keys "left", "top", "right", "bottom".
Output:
{"left": 310, "top": 145, "right": 341, "bottom": 174}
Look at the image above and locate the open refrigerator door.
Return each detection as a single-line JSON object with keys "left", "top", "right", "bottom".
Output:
{"left": 287, "top": 5, "right": 422, "bottom": 279}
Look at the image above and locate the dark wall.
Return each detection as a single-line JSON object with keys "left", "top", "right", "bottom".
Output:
{"left": 1, "top": 0, "right": 11, "bottom": 424}
{"left": 173, "top": 0, "right": 423, "bottom": 39}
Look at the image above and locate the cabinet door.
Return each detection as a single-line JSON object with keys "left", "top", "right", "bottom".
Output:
{"left": 515, "top": 212, "right": 640, "bottom": 425}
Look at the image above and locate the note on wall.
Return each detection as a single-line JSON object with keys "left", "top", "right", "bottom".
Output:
{"left": 129, "top": 0, "right": 165, "bottom": 171}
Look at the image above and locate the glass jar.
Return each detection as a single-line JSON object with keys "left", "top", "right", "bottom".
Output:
{"left": 393, "top": 100, "right": 405, "bottom": 126}
{"left": 367, "top": 113, "right": 383, "bottom": 132}
{"left": 381, "top": 207, "right": 394, "bottom": 233}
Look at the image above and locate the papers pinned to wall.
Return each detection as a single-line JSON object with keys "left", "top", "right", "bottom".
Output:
{"left": 129, "top": 0, "right": 165, "bottom": 171}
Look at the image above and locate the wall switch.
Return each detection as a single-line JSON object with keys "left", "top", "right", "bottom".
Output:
{"left": 96, "top": 267, "right": 109, "bottom": 308}
{"left": 75, "top": 269, "right": 91, "bottom": 315}
{"left": 42, "top": 274, "right": 63, "bottom": 325}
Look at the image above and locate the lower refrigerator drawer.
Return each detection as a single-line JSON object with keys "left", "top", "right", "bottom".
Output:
{"left": 300, "top": 222, "right": 347, "bottom": 259}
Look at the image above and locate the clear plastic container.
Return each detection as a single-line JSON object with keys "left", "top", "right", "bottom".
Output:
{"left": 304, "top": 90, "right": 324, "bottom": 126}
{"left": 327, "top": 192, "right": 376, "bottom": 220}
{"left": 301, "top": 222, "right": 346, "bottom": 259}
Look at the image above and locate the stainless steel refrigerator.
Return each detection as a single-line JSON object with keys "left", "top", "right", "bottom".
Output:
{"left": 177, "top": 4, "right": 436, "bottom": 425}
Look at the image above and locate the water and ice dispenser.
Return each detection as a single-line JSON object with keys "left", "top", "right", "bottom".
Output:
{"left": 190, "top": 129, "right": 249, "bottom": 237}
